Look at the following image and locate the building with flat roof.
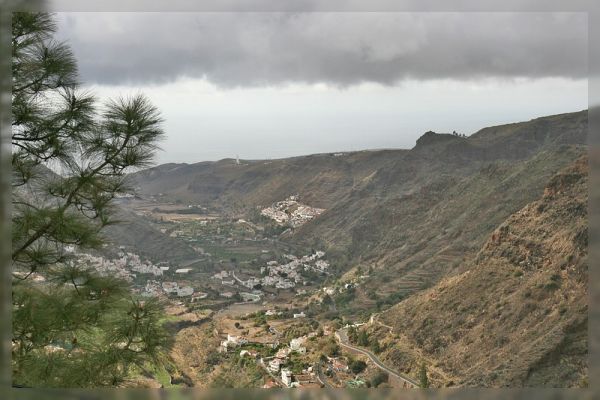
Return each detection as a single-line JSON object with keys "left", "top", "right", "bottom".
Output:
{"left": 281, "top": 368, "right": 293, "bottom": 387}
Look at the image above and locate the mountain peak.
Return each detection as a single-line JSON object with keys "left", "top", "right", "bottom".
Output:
{"left": 414, "top": 130, "right": 463, "bottom": 149}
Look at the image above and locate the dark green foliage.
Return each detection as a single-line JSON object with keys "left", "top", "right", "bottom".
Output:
{"left": 370, "top": 338, "right": 381, "bottom": 354}
{"left": 12, "top": 13, "right": 163, "bottom": 275}
{"left": 371, "top": 370, "right": 389, "bottom": 387}
{"left": 348, "top": 326, "right": 358, "bottom": 343}
{"left": 11, "top": 12, "right": 167, "bottom": 387}
{"left": 287, "top": 353, "right": 308, "bottom": 374}
{"left": 357, "top": 329, "right": 369, "bottom": 346}
{"left": 334, "top": 286, "right": 356, "bottom": 308}
{"left": 419, "top": 362, "right": 429, "bottom": 388}
{"left": 13, "top": 281, "right": 169, "bottom": 387}
{"left": 253, "top": 314, "right": 267, "bottom": 327}
{"left": 205, "top": 351, "right": 221, "bottom": 367}
{"left": 318, "top": 337, "right": 340, "bottom": 357}
{"left": 349, "top": 359, "right": 367, "bottom": 374}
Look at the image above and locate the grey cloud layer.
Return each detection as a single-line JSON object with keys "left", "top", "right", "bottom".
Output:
{"left": 56, "top": 12, "right": 587, "bottom": 86}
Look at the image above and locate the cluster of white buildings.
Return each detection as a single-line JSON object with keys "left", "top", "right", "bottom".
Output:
{"left": 239, "top": 291, "right": 262, "bottom": 302}
{"left": 77, "top": 253, "right": 134, "bottom": 282}
{"left": 212, "top": 270, "right": 230, "bottom": 280}
{"left": 211, "top": 250, "right": 328, "bottom": 293}
{"left": 259, "top": 252, "right": 328, "bottom": 289}
{"left": 260, "top": 196, "right": 324, "bottom": 227}
{"left": 288, "top": 205, "right": 324, "bottom": 228}
{"left": 262, "top": 335, "right": 313, "bottom": 387}
{"left": 142, "top": 280, "right": 163, "bottom": 297}
{"left": 260, "top": 208, "right": 289, "bottom": 224}
{"left": 322, "top": 281, "right": 356, "bottom": 297}
{"left": 141, "top": 280, "right": 195, "bottom": 297}
{"left": 214, "top": 325, "right": 320, "bottom": 388}
{"left": 212, "top": 270, "right": 238, "bottom": 287}
{"left": 231, "top": 270, "right": 261, "bottom": 290}
{"left": 161, "top": 281, "right": 194, "bottom": 297}
{"left": 78, "top": 251, "right": 173, "bottom": 282}
{"left": 113, "top": 251, "right": 165, "bottom": 277}
{"left": 289, "top": 337, "right": 307, "bottom": 354}
{"left": 219, "top": 334, "right": 248, "bottom": 353}
{"left": 73, "top": 248, "right": 203, "bottom": 300}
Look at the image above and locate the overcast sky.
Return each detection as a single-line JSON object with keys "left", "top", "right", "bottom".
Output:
{"left": 55, "top": 12, "right": 588, "bottom": 164}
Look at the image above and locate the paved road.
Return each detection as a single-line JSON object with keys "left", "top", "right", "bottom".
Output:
{"left": 336, "top": 329, "right": 419, "bottom": 388}
{"left": 315, "top": 361, "right": 334, "bottom": 388}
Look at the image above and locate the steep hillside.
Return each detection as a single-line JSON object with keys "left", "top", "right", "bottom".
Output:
{"left": 291, "top": 112, "right": 586, "bottom": 316}
{"left": 100, "top": 206, "right": 199, "bottom": 263}
{"left": 130, "top": 150, "right": 405, "bottom": 210}
{"left": 132, "top": 111, "right": 586, "bottom": 213}
{"left": 298, "top": 145, "right": 585, "bottom": 315}
{"left": 375, "top": 157, "right": 588, "bottom": 387}
{"left": 130, "top": 110, "right": 587, "bottom": 313}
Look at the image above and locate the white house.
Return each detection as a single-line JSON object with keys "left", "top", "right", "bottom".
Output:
{"left": 240, "top": 292, "right": 261, "bottom": 302}
{"left": 220, "top": 334, "right": 247, "bottom": 352}
{"left": 281, "top": 369, "right": 293, "bottom": 387}
{"left": 276, "top": 347, "right": 291, "bottom": 359}
{"left": 268, "top": 358, "right": 282, "bottom": 373}
{"left": 290, "top": 337, "right": 306, "bottom": 354}
{"left": 161, "top": 281, "right": 178, "bottom": 294}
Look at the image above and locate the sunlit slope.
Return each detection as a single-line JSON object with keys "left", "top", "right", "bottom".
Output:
{"left": 376, "top": 157, "right": 588, "bottom": 387}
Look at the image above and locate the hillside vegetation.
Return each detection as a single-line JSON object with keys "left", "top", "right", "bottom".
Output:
{"left": 131, "top": 150, "right": 404, "bottom": 210}
{"left": 376, "top": 156, "right": 588, "bottom": 387}
{"left": 126, "top": 110, "right": 588, "bottom": 387}
{"left": 131, "top": 111, "right": 587, "bottom": 316}
{"left": 292, "top": 112, "right": 586, "bottom": 305}
{"left": 101, "top": 206, "right": 199, "bottom": 263}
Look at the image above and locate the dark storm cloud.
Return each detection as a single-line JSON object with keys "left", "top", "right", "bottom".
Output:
{"left": 55, "top": 12, "right": 587, "bottom": 87}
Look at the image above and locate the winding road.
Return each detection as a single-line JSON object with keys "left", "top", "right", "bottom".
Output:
{"left": 335, "top": 329, "right": 419, "bottom": 388}
{"left": 314, "top": 361, "right": 334, "bottom": 388}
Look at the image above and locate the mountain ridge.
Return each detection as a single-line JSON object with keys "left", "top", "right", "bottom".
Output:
{"left": 118, "top": 109, "right": 588, "bottom": 387}
{"left": 129, "top": 110, "right": 587, "bottom": 317}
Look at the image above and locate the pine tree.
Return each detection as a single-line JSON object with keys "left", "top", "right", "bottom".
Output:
{"left": 419, "top": 362, "right": 429, "bottom": 388}
{"left": 11, "top": 12, "right": 168, "bottom": 387}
